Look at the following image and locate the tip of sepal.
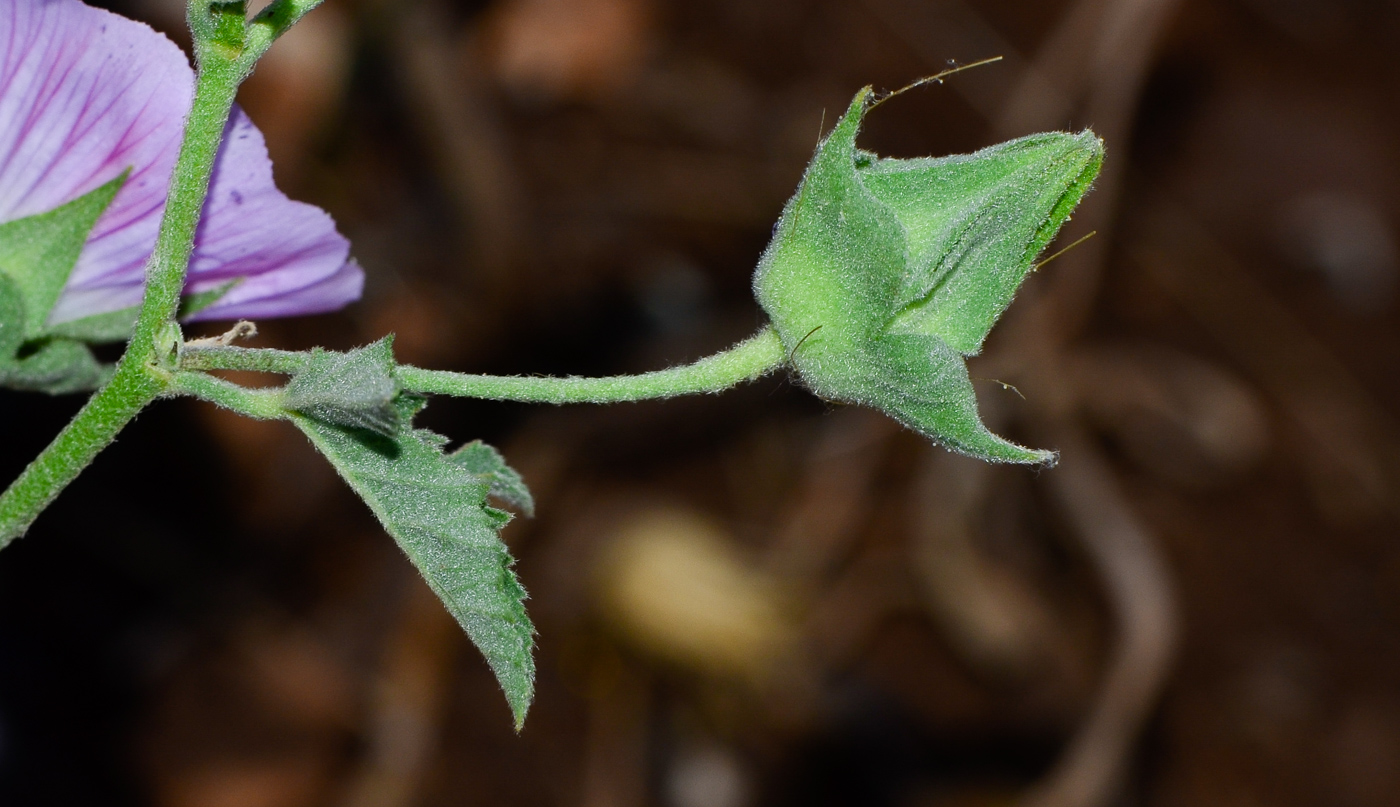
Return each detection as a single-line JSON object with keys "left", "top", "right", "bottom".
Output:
{"left": 985, "top": 444, "right": 1058, "bottom": 468}
{"left": 909, "top": 410, "right": 1058, "bottom": 468}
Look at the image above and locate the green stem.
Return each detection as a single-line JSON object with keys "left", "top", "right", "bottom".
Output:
{"left": 398, "top": 327, "right": 786, "bottom": 403}
{"left": 182, "top": 328, "right": 788, "bottom": 404}
{"left": 167, "top": 371, "right": 287, "bottom": 419}
{"left": 0, "top": 11, "right": 256, "bottom": 546}
{"left": 130, "top": 43, "right": 244, "bottom": 358}
{"left": 0, "top": 364, "right": 162, "bottom": 547}
{"left": 247, "top": 0, "right": 329, "bottom": 52}
{"left": 181, "top": 345, "right": 309, "bottom": 374}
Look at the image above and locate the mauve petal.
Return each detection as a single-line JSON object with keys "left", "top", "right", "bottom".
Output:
{"left": 178, "top": 108, "right": 354, "bottom": 313}
{"left": 190, "top": 259, "right": 364, "bottom": 321}
{"left": 44, "top": 282, "right": 140, "bottom": 322}
{"left": 51, "top": 110, "right": 364, "bottom": 323}
{"left": 2, "top": 0, "right": 360, "bottom": 325}
{"left": 0, "top": 0, "right": 187, "bottom": 287}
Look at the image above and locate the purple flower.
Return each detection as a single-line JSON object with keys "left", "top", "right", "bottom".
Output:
{"left": 0, "top": 0, "right": 362, "bottom": 326}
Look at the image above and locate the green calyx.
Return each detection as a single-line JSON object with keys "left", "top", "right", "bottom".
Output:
{"left": 0, "top": 173, "right": 248, "bottom": 394}
{"left": 753, "top": 87, "right": 1103, "bottom": 464}
{"left": 0, "top": 177, "right": 123, "bottom": 394}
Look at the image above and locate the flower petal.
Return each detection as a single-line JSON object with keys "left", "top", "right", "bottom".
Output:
{"left": 190, "top": 258, "right": 365, "bottom": 321}
{"left": 0, "top": 0, "right": 188, "bottom": 299}
{"left": 178, "top": 108, "right": 359, "bottom": 320}
{"left": 1, "top": 0, "right": 360, "bottom": 325}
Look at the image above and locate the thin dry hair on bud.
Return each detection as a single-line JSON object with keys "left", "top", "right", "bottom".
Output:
{"left": 975, "top": 377, "right": 1026, "bottom": 400}
{"left": 869, "top": 56, "right": 1005, "bottom": 108}
{"left": 186, "top": 320, "right": 258, "bottom": 347}
{"left": 1032, "top": 230, "right": 1097, "bottom": 272}
{"left": 787, "top": 325, "right": 823, "bottom": 364}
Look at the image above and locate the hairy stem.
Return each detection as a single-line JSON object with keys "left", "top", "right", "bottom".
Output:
{"left": 180, "top": 345, "right": 309, "bottom": 374}
{"left": 247, "top": 0, "right": 329, "bottom": 52}
{"left": 167, "top": 371, "right": 287, "bottom": 419}
{"left": 131, "top": 29, "right": 245, "bottom": 358}
{"left": 397, "top": 327, "right": 786, "bottom": 403}
{"left": 0, "top": 7, "right": 266, "bottom": 546}
{"left": 0, "top": 365, "right": 162, "bottom": 547}
{"left": 182, "top": 328, "right": 788, "bottom": 403}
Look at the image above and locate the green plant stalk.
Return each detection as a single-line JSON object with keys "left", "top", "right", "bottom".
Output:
{"left": 2, "top": 0, "right": 781, "bottom": 545}
{"left": 131, "top": 62, "right": 242, "bottom": 356}
{"left": 180, "top": 345, "right": 310, "bottom": 374}
{"left": 247, "top": 0, "right": 329, "bottom": 49}
{"left": 167, "top": 371, "right": 286, "bottom": 419}
{"left": 397, "top": 328, "right": 786, "bottom": 402}
{"left": 182, "top": 327, "right": 789, "bottom": 404}
{"left": 0, "top": 19, "right": 248, "bottom": 548}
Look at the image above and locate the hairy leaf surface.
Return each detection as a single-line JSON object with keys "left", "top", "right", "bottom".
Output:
{"left": 0, "top": 276, "right": 25, "bottom": 364}
{"left": 285, "top": 337, "right": 401, "bottom": 435}
{"left": 0, "top": 176, "right": 124, "bottom": 338}
{"left": 294, "top": 413, "right": 535, "bottom": 728}
{"left": 0, "top": 273, "right": 106, "bottom": 394}
{"left": 2, "top": 339, "right": 107, "bottom": 394}
{"left": 449, "top": 440, "right": 535, "bottom": 517}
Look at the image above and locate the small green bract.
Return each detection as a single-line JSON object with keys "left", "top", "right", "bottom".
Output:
{"left": 754, "top": 87, "right": 1103, "bottom": 464}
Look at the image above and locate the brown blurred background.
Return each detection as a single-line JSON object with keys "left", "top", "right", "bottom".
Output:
{"left": 3, "top": 0, "right": 1400, "bottom": 804}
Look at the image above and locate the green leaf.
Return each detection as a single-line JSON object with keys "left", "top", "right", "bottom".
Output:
{"left": 205, "top": 1, "right": 250, "bottom": 50}
{"left": 753, "top": 88, "right": 1101, "bottom": 464}
{"left": 449, "top": 440, "right": 535, "bottom": 517}
{"left": 283, "top": 337, "right": 401, "bottom": 436}
{"left": 1, "top": 339, "right": 108, "bottom": 395}
{"left": 293, "top": 413, "right": 536, "bottom": 729}
{"left": 0, "top": 275, "right": 102, "bottom": 394}
{"left": 44, "top": 307, "right": 139, "bottom": 344}
{"left": 0, "top": 275, "right": 26, "bottom": 365}
{"left": 0, "top": 174, "right": 125, "bottom": 338}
